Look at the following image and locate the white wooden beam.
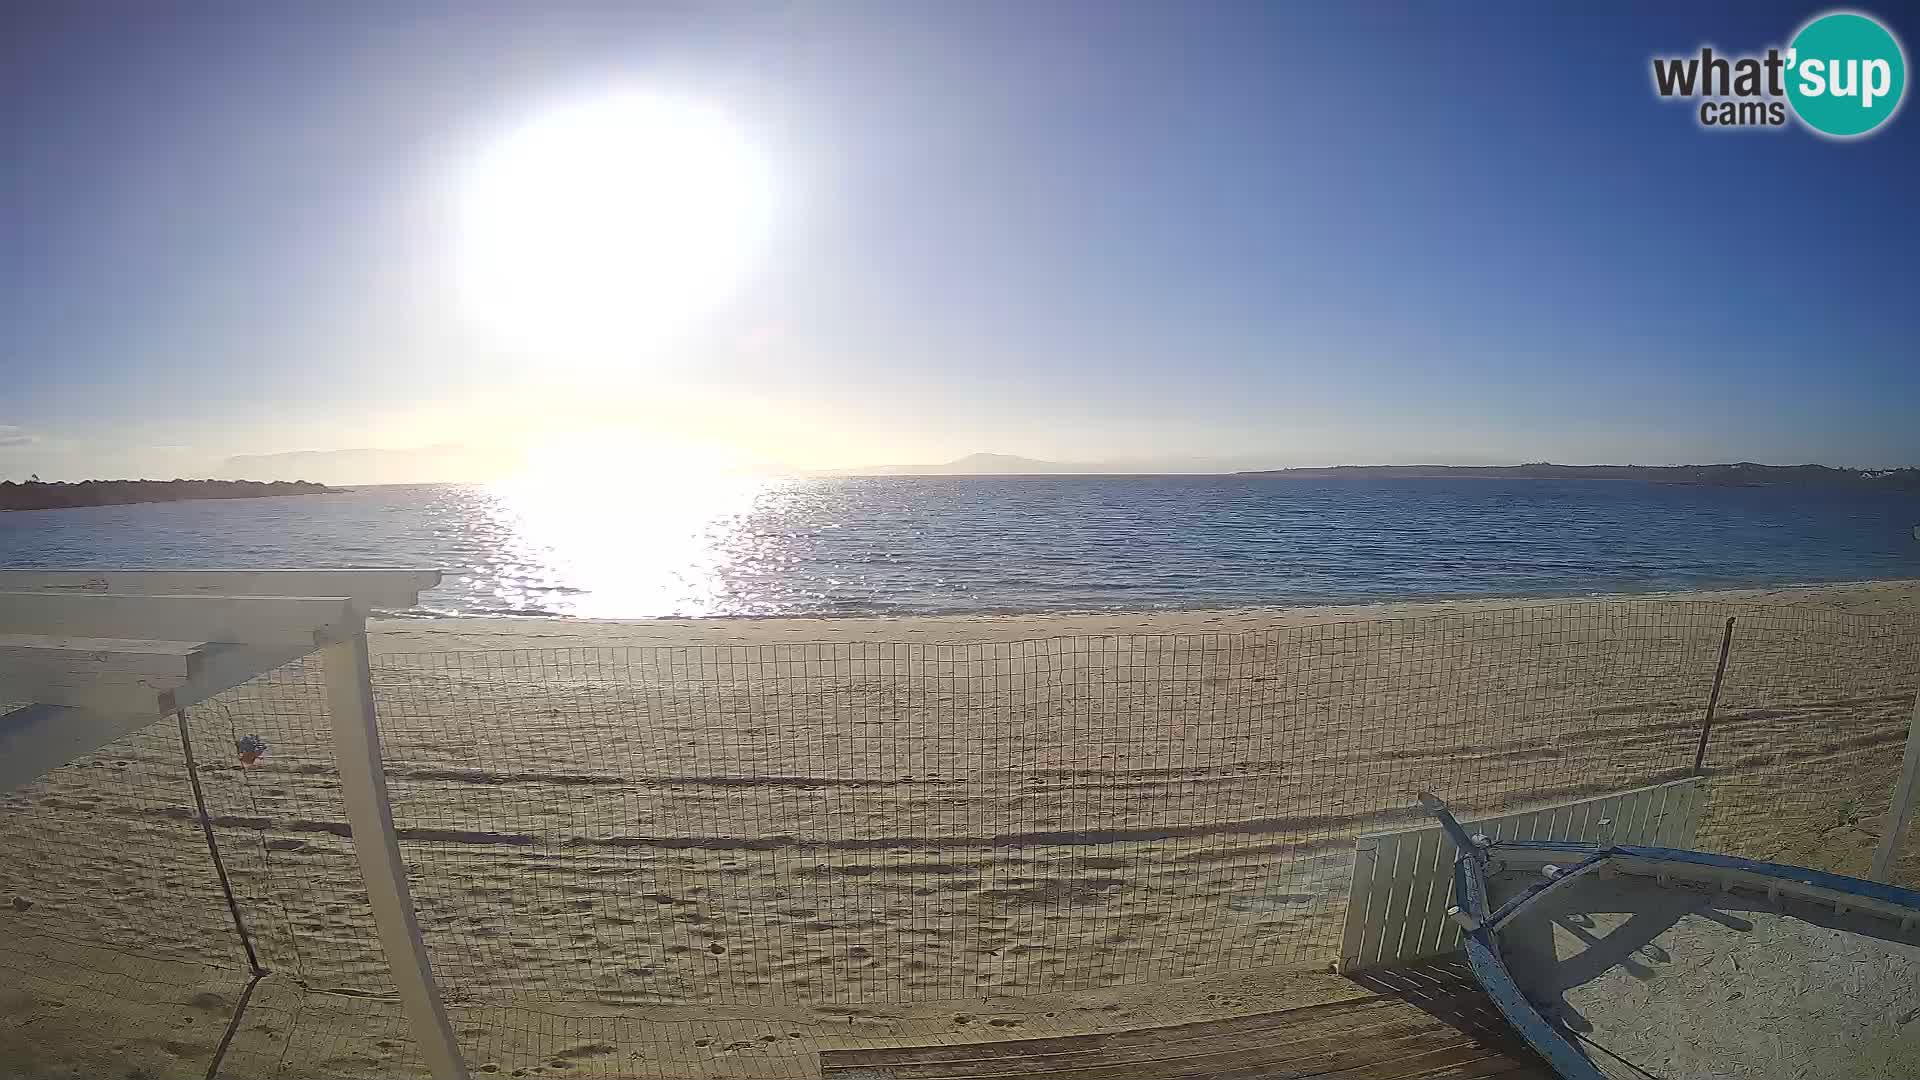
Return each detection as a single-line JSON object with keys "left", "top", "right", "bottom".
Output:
{"left": 0, "top": 593, "right": 359, "bottom": 646}
{"left": 1870, "top": 687, "right": 1920, "bottom": 883}
{"left": 0, "top": 704, "right": 166, "bottom": 792}
{"left": 322, "top": 629, "right": 469, "bottom": 1080}
{"left": 0, "top": 642, "right": 312, "bottom": 763}
{"left": 0, "top": 671, "right": 185, "bottom": 717}
{"left": 169, "top": 642, "right": 312, "bottom": 711}
{"left": 0, "top": 569, "right": 441, "bottom": 612}
{"left": 0, "top": 635, "right": 204, "bottom": 679}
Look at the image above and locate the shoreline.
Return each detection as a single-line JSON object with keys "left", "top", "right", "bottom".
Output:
{"left": 0, "top": 478, "right": 337, "bottom": 512}
{"left": 369, "top": 576, "right": 1920, "bottom": 653}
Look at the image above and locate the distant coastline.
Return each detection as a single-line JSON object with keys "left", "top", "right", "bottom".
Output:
{"left": 1235, "top": 462, "right": 1920, "bottom": 490}
{"left": 0, "top": 478, "right": 336, "bottom": 512}
{"left": 823, "top": 454, "right": 1920, "bottom": 486}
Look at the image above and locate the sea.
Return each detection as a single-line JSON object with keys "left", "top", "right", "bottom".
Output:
{"left": 2, "top": 476, "right": 1917, "bottom": 618}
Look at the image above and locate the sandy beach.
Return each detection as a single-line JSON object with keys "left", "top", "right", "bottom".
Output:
{"left": 3, "top": 579, "right": 1917, "bottom": 1079}
{"left": 364, "top": 578, "right": 1920, "bottom": 651}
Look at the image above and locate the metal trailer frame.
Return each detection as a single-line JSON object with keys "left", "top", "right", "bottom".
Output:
{"left": 1420, "top": 792, "right": 1920, "bottom": 1080}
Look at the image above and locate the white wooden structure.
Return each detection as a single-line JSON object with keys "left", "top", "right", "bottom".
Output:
{"left": 0, "top": 569, "right": 470, "bottom": 1080}
{"left": 1338, "top": 778, "right": 1706, "bottom": 974}
{"left": 1872, "top": 688, "right": 1920, "bottom": 882}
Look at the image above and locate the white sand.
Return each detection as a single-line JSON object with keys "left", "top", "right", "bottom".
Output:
{"left": 3, "top": 579, "right": 1916, "bottom": 1079}
{"left": 365, "top": 580, "right": 1920, "bottom": 654}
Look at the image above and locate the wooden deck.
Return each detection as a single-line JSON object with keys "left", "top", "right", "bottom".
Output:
{"left": 819, "top": 961, "right": 1552, "bottom": 1080}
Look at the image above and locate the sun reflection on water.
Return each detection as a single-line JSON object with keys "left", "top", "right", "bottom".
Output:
{"left": 482, "top": 465, "right": 784, "bottom": 618}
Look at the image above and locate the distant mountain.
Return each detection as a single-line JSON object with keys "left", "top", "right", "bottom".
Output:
{"left": 1236, "top": 462, "right": 1920, "bottom": 489}
{"left": 829, "top": 453, "right": 1102, "bottom": 475}
{"left": 0, "top": 478, "right": 334, "bottom": 512}
{"left": 219, "top": 444, "right": 517, "bottom": 485}
{"left": 830, "top": 452, "right": 1238, "bottom": 475}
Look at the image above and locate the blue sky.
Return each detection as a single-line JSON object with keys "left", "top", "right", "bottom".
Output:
{"left": 2, "top": 1, "right": 1916, "bottom": 481}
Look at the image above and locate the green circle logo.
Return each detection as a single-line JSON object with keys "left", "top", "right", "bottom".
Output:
{"left": 1787, "top": 12, "right": 1907, "bottom": 137}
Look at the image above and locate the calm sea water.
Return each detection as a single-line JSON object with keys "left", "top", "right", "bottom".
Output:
{"left": 2, "top": 477, "right": 1916, "bottom": 618}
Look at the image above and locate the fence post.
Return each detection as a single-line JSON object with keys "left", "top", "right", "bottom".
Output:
{"left": 1691, "top": 617, "right": 1737, "bottom": 775}
{"left": 322, "top": 626, "right": 470, "bottom": 1080}
{"left": 1870, "top": 685, "right": 1920, "bottom": 883}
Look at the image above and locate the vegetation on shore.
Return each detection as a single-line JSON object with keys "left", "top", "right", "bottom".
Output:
{"left": 0, "top": 478, "right": 335, "bottom": 511}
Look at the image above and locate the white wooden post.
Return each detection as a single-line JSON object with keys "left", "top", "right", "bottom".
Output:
{"left": 322, "top": 625, "right": 470, "bottom": 1080}
{"left": 1870, "top": 686, "right": 1920, "bottom": 883}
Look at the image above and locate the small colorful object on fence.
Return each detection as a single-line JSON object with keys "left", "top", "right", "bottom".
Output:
{"left": 235, "top": 734, "right": 268, "bottom": 768}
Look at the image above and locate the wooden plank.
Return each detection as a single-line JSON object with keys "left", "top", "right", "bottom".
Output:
{"left": 0, "top": 704, "right": 163, "bottom": 792}
{"left": 1406, "top": 826, "right": 1452, "bottom": 960}
{"left": 824, "top": 1025, "right": 1478, "bottom": 1080}
{"left": 0, "top": 669, "right": 181, "bottom": 716}
{"left": 1339, "top": 839, "right": 1379, "bottom": 973}
{"left": 1649, "top": 780, "right": 1677, "bottom": 846}
{"left": 0, "top": 635, "right": 204, "bottom": 677}
{"left": 0, "top": 640, "right": 306, "bottom": 791}
{"left": 0, "top": 592, "right": 358, "bottom": 646}
{"left": 1389, "top": 833, "right": 1429, "bottom": 963}
{"left": 1612, "top": 786, "right": 1646, "bottom": 848}
{"left": 823, "top": 1010, "right": 1436, "bottom": 1077}
{"left": 1669, "top": 779, "right": 1703, "bottom": 847}
{"left": 0, "top": 640, "right": 307, "bottom": 730}
{"left": 321, "top": 630, "right": 469, "bottom": 1080}
{"left": 1355, "top": 832, "right": 1404, "bottom": 970}
{"left": 0, "top": 569, "right": 441, "bottom": 612}
{"left": 170, "top": 642, "right": 311, "bottom": 711}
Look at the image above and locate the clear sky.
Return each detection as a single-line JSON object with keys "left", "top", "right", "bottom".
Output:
{"left": 3, "top": 1, "right": 1916, "bottom": 482}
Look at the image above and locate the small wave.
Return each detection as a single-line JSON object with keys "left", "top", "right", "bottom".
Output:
{"left": 371, "top": 604, "right": 571, "bottom": 619}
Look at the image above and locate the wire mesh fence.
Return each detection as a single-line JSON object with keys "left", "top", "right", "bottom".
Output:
{"left": 0, "top": 709, "right": 254, "bottom": 1079}
{"left": 1694, "top": 607, "right": 1920, "bottom": 881}
{"left": 369, "top": 602, "right": 1741, "bottom": 1013}
{"left": 2, "top": 599, "right": 1917, "bottom": 1079}
{"left": 0, "top": 657, "right": 411, "bottom": 1080}
{"left": 185, "top": 655, "right": 398, "bottom": 998}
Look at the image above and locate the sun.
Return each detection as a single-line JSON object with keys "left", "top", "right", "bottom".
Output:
{"left": 456, "top": 92, "right": 772, "bottom": 356}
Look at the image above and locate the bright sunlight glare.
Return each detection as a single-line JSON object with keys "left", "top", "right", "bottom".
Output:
{"left": 485, "top": 431, "right": 775, "bottom": 616}
{"left": 456, "top": 92, "right": 773, "bottom": 358}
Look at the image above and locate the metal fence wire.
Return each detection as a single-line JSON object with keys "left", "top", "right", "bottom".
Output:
{"left": 1, "top": 599, "right": 1916, "bottom": 1079}
{"left": 0, "top": 713, "right": 255, "bottom": 1080}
